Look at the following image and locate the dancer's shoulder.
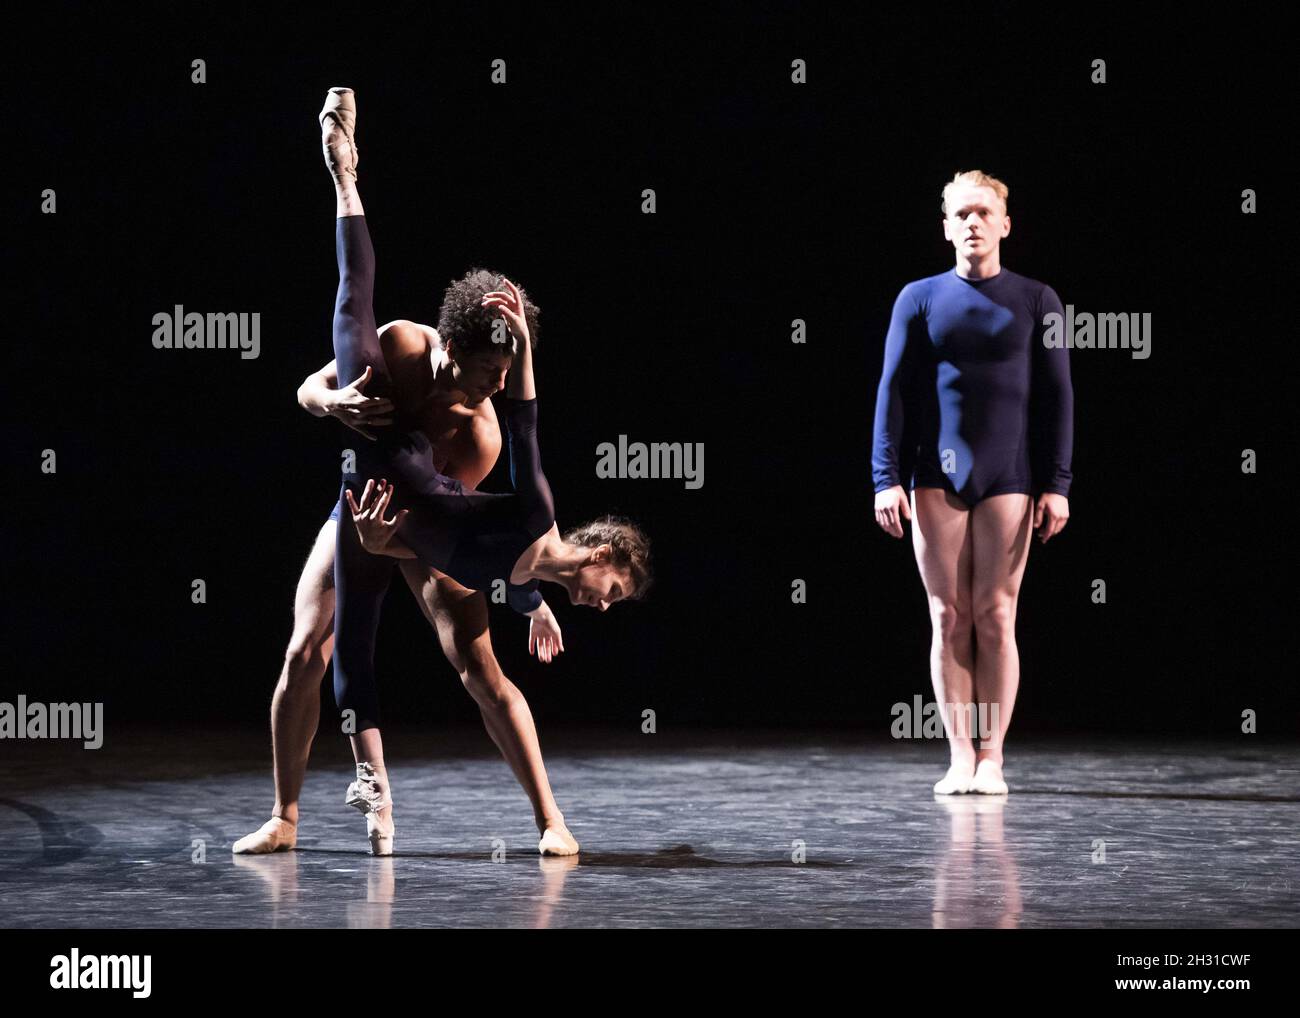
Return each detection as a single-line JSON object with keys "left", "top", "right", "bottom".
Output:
{"left": 378, "top": 319, "right": 436, "bottom": 356}
{"left": 892, "top": 271, "right": 947, "bottom": 310}
{"left": 999, "top": 270, "right": 1063, "bottom": 311}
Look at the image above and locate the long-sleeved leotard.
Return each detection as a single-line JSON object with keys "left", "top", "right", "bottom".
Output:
{"left": 329, "top": 214, "right": 553, "bottom": 730}
{"left": 870, "top": 267, "right": 1073, "bottom": 506}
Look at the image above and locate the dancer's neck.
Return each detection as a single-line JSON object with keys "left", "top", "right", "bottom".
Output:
{"left": 428, "top": 346, "right": 476, "bottom": 408}
{"left": 514, "top": 526, "right": 578, "bottom": 586}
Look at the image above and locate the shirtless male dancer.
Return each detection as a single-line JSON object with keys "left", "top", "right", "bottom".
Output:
{"left": 871, "top": 170, "right": 1073, "bottom": 797}
{"left": 233, "top": 281, "right": 578, "bottom": 858}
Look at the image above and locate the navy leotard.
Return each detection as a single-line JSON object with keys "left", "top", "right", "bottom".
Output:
{"left": 871, "top": 267, "right": 1073, "bottom": 506}
{"left": 326, "top": 397, "right": 551, "bottom": 615}
{"left": 327, "top": 214, "right": 552, "bottom": 731}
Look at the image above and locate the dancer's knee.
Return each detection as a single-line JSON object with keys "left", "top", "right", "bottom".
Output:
{"left": 973, "top": 599, "right": 1015, "bottom": 647}
{"left": 282, "top": 635, "right": 329, "bottom": 690}
{"left": 462, "top": 659, "right": 517, "bottom": 712}
{"left": 333, "top": 306, "right": 378, "bottom": 346}
{"left": 928, "top": 598, "right": 972, "bottom": 645}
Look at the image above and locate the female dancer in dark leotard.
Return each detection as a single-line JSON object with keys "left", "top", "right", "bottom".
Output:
{"left": 319, "top": 87, "right": 652, "bottom": 853}
{"left": 870, "top": 170, "right": 1072, "bottom": 797}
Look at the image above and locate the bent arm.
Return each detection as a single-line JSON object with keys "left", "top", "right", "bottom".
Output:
{"left": 871, "top": 286, "right": 922, "bottom": 492}
{"left": 298, "top": 360, "right": 340, "bottom": 415}
{"left": 506, "top": 319, "right": 535, "bottom": 401}
{"left": 371, "top": 534, "right": 417, "bottom": 559}
{"left": 508, "top": 582, "right": 544, "bottom": 616}
{"left": 503, "top": 398, "right": 552, "bottom": 515}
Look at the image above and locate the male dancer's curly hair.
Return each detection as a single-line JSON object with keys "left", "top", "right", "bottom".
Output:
{"left": 440, "top": 274, "right": 650, "bottom": 601}
{"left": 437, "top": 267, "right": 541, "bottom": 357}
{"left": 563, "top": 515, "right": 654, "bottom": 601}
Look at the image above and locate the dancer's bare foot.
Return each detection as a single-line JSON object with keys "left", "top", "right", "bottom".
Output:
{"left": 233, "top": 816, "right": 297, "bottom": 854}
{"left": 538, "top": 823, "right": 579, "bottom": 856}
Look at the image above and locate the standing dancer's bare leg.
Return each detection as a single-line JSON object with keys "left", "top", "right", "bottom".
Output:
{"left": 910, "top": 487, "right": 978, "bottom": 793}
{"left": 233, "top": 523, "right": 338, "bottom": 854}
{"left": 272, "top": 527, "right": 334, "bottom": 826}
{"left": 237, "top": 538, "right": 581, "bottom": 855}
{"left": 401, "top": 564, "right": 579, "bottom": 854}
{"left": 911, "top": 487, "right": 1036, "bottom": 796}
{"left": 967, "top": 494, "right": 1034, "bottom": 794}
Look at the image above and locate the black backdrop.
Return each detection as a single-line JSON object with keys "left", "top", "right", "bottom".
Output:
{"left": 10, "top": 3, "right": 1295, "bottom": 736}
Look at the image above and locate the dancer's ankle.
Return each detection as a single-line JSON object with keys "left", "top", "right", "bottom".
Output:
{"left": 975, "top": 748, "right": 1003, "bottom": 767}
{"left": 273, "top": 804, "right": 299, "bottom": 827}
{"left": 537, "top": 811, "right": 566, "bottom": 834}
{"left": 336, "top": 190, "right": 364, "bottom": 218}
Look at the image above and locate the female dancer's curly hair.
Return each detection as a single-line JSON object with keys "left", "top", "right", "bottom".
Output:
{"left": 437, "top": 267, "right": 541, "bottom": 357}
{"left": 563, "top": 515, "right": 654, "bottom": 600}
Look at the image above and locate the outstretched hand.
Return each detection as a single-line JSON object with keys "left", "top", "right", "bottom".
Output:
{"left": 344, "top": 478, "right": 409, "bottom": 554}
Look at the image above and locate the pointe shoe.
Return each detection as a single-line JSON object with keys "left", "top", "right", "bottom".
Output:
{"left": 232, "top": 816, "right": 297, "bottom": 854}
{"left": 538, "top": 825, "right": 580, "bottom": 857}
{"left": 933, "top": 761, "right": 975, "bottom": 795}
{"left": 970, "top": 759, "right": 1009, "bottom": 795}
{"left": 345, "top": 761, "right": 394, "bottom": 856}
{"left": 319, "top": 86, "right": 358, "bottom": 181}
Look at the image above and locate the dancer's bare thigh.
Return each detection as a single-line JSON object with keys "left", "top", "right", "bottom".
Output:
{"left": 910, "top": 487, "right": 973, "bottom": 609}
{"left": 290, "top": 519, "right": 338, "bottom": 659}
{"left": 398, "top": 561, "right": 494, "bottom": 674}
{"left": 969, "top": 494, "right": 1034, "bottom": 609}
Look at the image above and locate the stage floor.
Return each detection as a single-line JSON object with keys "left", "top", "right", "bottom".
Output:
{"left": 2, "top": 727, "right": 1297, "bottom": 928}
